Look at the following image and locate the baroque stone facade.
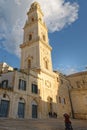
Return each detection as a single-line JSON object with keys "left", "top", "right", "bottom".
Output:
{"left": 67, "top": 72, "right": 87, "bottom": 119}
{"left": 0, "top": 2, "right": 87, "bottom": 120}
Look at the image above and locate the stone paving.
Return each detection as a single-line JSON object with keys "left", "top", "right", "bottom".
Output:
{"left": 0, "top": 118, "right": 87, "bottom": 130}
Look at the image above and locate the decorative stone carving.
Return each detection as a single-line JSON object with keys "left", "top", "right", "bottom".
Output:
{"left": 45, "top": 80, "right": 51, "bottom": 88}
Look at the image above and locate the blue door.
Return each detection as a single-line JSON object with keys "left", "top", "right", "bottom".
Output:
{"left": 0, "top": 100, "right": 9, "bottom": 117}
{"left": 32, "top": 104, "right": 37, "bottom": 118}
{"left": 18, "top": 102, "right": 25, "bottom": 118}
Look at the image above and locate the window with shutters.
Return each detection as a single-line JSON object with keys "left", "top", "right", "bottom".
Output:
{"left": 19, "top": 79, "right": 26, "bottom": 91}
{"left": 61, "top": 98, "right": 66, "bottom": 105}
{"left": 59, "top": 96, "right": 61, "bottom": 103}
{"left": 2, "top": 80, "right": 8, "bottom": 88}
{"left": 32, "top": 84, "right": 38, "bottom": 94}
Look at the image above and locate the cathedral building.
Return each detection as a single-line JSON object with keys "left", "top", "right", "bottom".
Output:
{"left": 0, "top": 2, "right": 87, "bottom": 120}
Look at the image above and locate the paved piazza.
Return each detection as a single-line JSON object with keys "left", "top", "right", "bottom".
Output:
{"left": 0, "top": 118, "right": 87, "bottom": 130}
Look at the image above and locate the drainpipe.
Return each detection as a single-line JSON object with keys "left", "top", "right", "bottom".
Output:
{"left": 67, "top": 80, "right": 74, "bottom": 119}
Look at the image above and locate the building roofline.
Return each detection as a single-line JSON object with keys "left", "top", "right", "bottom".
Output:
{"left": 67, "top": 71, "right": 87, "bottom": 77}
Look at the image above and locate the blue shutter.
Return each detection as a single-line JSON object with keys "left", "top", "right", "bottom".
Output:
{"left": 18, "top": 102, "right": 25, "bottom": 118}
{"left": 32, "top": 104, "right": 37, "bottom": 118}
{"left": 0, "top": 100, "right": 9, "bottom": 117}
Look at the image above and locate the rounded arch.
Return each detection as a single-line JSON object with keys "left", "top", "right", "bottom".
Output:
{"left": 31, "top": 100, "right": 37, "bottom": 105}
{"left": 17, "top": 96, "right": 26, "bottom": 118}
{"left": 0, "top": 93, "right": 10, "bottom": 117}
{"left": 0, "top": 92, "right": 10, "bottom": 101}
{"left": 15, "top": 95, "right": 26, "bottom": 104}
{"left": 31, "top": 100, "right": 38, "bottom": 118}
{"left": 47, "top": 96, "right": 53, "bottom": 113}
{"left": 43, "top": 57, "right": 49, "bottom": 69}
{"left": 18, "top": 97, "right": 26, "bottom": 103}
{"left": 31, "top": 17, "right": 34, "bottom": 22}
{"left": 47, "top": 96, "right": 53, "bottom": 102}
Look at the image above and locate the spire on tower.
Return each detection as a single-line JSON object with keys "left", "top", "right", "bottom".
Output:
{"left": 27, "top": 1, "right": 43, "bottom": 16}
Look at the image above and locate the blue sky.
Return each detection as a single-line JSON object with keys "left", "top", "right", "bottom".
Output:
{"left": 0, "top": 0, "right": 87, "bottom": 75}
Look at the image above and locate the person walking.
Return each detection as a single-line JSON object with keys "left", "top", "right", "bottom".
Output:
{"left": 63, "top": 113, "right": 73, "bottom": 130}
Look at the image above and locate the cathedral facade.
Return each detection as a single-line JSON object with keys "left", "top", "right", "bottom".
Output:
{"left": 0, "top": 2, "right": 87, "bottom": 120}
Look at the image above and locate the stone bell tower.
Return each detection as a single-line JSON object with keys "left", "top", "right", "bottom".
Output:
{"left": 20, "top": 2, "right": 53, "bottom": 73}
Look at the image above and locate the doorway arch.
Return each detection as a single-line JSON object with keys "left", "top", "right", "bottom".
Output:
{"left": 0, "top": 93, "right": 10, "bottom": 117}
{"left": 47, "top": 96, "right": 53, "bottom": 117}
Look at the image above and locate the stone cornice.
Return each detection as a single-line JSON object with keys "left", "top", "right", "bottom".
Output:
{"left": 20, "top": 37, "right": 52, "bottom": 51}
{"left": 40, "top": 69, "right": 56, "bottom": 78}
{"left": 20, "top": 67, "right": 56, "bottom": 79}
{"left": 70, "top": 88, "right": 87, "bottom": 92}
{"left": 67, "top": 71, "right": 87, "bottom": 78}
{"left": 23, "top": 19, "right": 47, "bottom": 31}
{"left": 27, "top": 8, "right": 44, "bottom": 17}
{"left": 39, "top": 39, "right": 52, "bottom": 51}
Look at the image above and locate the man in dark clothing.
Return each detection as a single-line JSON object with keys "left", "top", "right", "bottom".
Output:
{"left": 63, "top": 113, "right": 73, "bottom": 130}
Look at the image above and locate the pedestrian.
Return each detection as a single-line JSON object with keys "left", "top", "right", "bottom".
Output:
{"left": 63, "top": 113, "right": 73, "bottom": 130}
{"left": 48, "top": 112, "right": 52, "bottom": 118}
{"left": 53, "top": 112, "right": 57, "bottom": 118}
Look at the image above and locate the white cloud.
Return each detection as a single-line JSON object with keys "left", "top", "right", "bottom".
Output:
{"left": 57, "top": 64, "right": 87, "bottom": 75}
{"left": 65, "top": 68, "right": 77, "bottom": 75}
{"left": 0, "top": 0, "right": 79, "bottom": 57}
{"left": 57, "top": 65, "right": 78, "bottom": 75}
{"left": 2, "top": 19, "right": 23, "bottom": 57}
{"left": 15, "top": 0, "right": 21, "bottom": 5}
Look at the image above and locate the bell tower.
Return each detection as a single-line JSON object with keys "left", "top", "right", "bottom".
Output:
{"left": 20, "top": 2, "right": 53, "bottom": 72}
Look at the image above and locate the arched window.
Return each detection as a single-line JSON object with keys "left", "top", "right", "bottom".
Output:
{"left": 64, "top": 98, "right": 66, "bottom": 104}
{"left": 29, "top": 34, "right": 32, "bottom": 41}
{"left": 31, "top": 17, "right": 34, "bottom": 22}
{"left": 59, "top": 96, "right": 61, "bottom": 103}
{"left": 0, "top": 93, "right": 10, "bottom": 117}
{"left": 31, "top": 100, "right": 38, "bottom": 118}
{"left": 61, "top": 98, "right": 66, "bottom": 105}
{"left": 43, "top": 35, "right": 45, "bottom": 41}
{"left": 18, "top": 98, "right": 25, "bottom": 118}
{"left": 2, "top": 80, "right": 8, "bottom": 88}
{"left": 28, "top": 59, "right": 31, "bottom": 69}
{"left": 47, "top": 97, "right": 53, "bottom": 114}
{"left": 19, "top": 79, "right": 26, "bottom": 91}
{"left": 32, "top": 83, "right": 38, "bottom": 94}
{"left": 45, "top": 60, "right": 48, "bottom": 69}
